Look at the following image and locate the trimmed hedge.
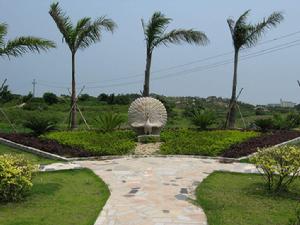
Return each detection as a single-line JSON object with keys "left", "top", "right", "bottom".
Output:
{"left": 44, "top": 130, "right": 136, "bottom": 156}
{"left": 160, "top": 129, "right": 259, "bottom": 156}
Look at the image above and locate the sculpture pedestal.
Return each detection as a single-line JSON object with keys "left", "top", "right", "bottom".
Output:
{"left": 138, "top": 135, "right": 160, "bottom": 143}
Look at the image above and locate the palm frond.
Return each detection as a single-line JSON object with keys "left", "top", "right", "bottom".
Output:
{"left": 154, "top": 29, "right": 209, "bottom": 47}
{"left": 244, "top": 11, "right": 284, "bottom": 48}
{"left": 49, "top": 2, "right": 73, "bottom": 48}
{"left": 0, "top": 23, "right": 8, "bottom": 47}
{"left": 144, "top": 11, "right": 172, "bottom": 51}
{"left": 75, "top": 16, "right": 116, "bottom": 50}
{"left": 227, "top": 19, "right": 235, "bottom": 37}
{"left": 1, "top": 37, "right": 56, "bottom": 58}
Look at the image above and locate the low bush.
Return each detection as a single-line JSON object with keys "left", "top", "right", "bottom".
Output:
{"left": 43, "top": 92, "right": 58, "bottom": 105}
{"left": 95, "top": 112, "right": 125, "bottom": 132}
{"left": 0, "top": 154, "right": 36, "bottom": 202}
{"left": 45, "top": 130, "right": 136, "bottom": 155}
{"left": 250, "top": 146, "right": 300, "bottom": 193}
{"left": 160, "top": 129, "right": 258, "bottom": 156}
{"left": 191, "top": 109, "right": 216, "bottom": 130}
{"left": 254, "top": 118, "right": 274, "bottom": 132}
{"left": 23, "top": 116, "right": 57, "bottom": 136}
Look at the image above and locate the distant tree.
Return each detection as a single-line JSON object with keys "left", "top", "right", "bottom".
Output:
{"left": 141, "top": 12, "right": 209, "bottom": 96}
{"left": 98, "top": 93, "right": 109, "bottom": 102}
{"left": 0, "top": 80, "right": 13, "bottom": 103}
{"left": 22, "top": 92, "right": 33, "bottom": 103}
{"left": 78, "top": 93, "right": 91, "bottom": 101}
{"left": 107, "top": 94, "right": 115, "bottom": 105}
{"left": 0, "top": 22, "right": 55, "bottom": 58}
{"left": 225, "top": 10, "right": 283, "bottom": 128}
{"left": 49, "top": 2, "right": 117, "bottom": 129}
{"left": 43, "top": 92, "right": 58, "bottom": 105}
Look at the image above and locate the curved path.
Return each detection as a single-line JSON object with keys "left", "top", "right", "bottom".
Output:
{"left": 77, "top": 157, "right": 258, "bottom": 225}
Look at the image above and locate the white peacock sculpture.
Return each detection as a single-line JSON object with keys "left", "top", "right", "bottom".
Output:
{"left": 128, "top": 97, "right": 167, "bottom": 135}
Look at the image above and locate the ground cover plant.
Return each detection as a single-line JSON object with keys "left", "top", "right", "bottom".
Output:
{"left": 196, "top": 172, "right": 300, "bottom": 225}
{"left": 45, "top": 130, "right": 136, "bottom": 155}
{"left": 0, "top": 143, "right": 58, "bottom": 164}
{"left": 222, "top": 130, "right": 300, "bottom": 158}
{"left": 160, "top": 129, "right": 259, "bottom": 156}
{"left": 0, "top": 169, "right": 110, "bottom": 225}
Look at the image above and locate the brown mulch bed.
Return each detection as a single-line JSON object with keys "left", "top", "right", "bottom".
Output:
{"left": 222, "top": 130, "right": 300, "bottom": 158}
{"left": 0, "top": 133, "right": 93, "bottom": 158}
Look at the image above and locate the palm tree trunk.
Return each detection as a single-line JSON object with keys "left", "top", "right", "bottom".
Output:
{"left": 143, "top": 50, "right": 152, "bottom": 97}
{"left": 227, "top": 49, "right": 239, "bottom": 128}
{"left": 71, "top": 52, "right": 77, "bottom": 129}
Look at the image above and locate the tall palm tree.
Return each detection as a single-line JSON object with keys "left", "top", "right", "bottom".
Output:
{"left": 49, "top": 2, "right": 116, "bottom": 129}
{"left": 225, "top": 10, "right": 284, "bottom": 128}
{"left": 0, "top": 22, "right": 55, "bottom": 58}
{"left": 141, "top": 12, "right": 209, "bottom": 97}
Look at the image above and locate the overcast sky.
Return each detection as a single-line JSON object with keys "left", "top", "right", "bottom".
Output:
{"left": 0, "top": 0, "right": 299, "bottom": 105}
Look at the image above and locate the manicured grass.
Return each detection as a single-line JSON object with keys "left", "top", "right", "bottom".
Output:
{"left": 0, "top": 169, "right": 110, "bottom": 225}
{"left": 160, "top": 129, "right": 259, "bottom": 156}
{"left": 45, "top": 130, "right": 136, "bottom": 155}
{"left": 0, "top": 143, "right": 58, "bottom": 164}
{"left": 196, "top": 172, "right": 300, "bottom": 225}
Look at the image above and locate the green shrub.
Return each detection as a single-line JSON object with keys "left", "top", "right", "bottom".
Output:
{"left": 254, "top": 118, "right": 274, "bottom": 132}
{"left": 45, "top": 130, "right": 136, "bottom": 155}
{"left": 0, "top": 154, "right": 36, "bottom": 202}
{"left": 250, "top": 146, "right": 300, "bottom": 193}
{"left": 23, "top": 116, "right": 57, "bottom": 136}
{"left": 191, "top": 109, "right": 216, "bottom": 130}
{"left": 160, "top": 129, "right": 258, "bottom": 156}
{"left": 43, "top": 92, "right": 58, "bottom": 105}
{"left": 22, "top": 102, "right": 48, "bottom": 111}
{"left": 95, "top": 112, "right": 125, "bottom": 132}
{"left": 22, "top": 92, "right": 33, "bottom": 103}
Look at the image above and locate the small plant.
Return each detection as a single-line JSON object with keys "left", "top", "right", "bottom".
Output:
{"left": 0, "top": 154, "right": 36, "bottom": 202}
{"left": 254, "top": 118, "right": 274, "bottom": 132}
{"left": 95, "top": 112, "right": 125, "bottom": 132}
{"left": 43, "top": 92, "right": 58, "bottom": 105}
{"left": 250, "top": 146, "right": 300, "bottom": 193}
{"left": 191, "top": 109, "right": 216, "bottom": 130}
{"left": 23, "top": 116, "right": 57, "bottom": 136}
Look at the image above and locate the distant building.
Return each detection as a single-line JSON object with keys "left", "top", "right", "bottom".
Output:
{"left": 267, "top": 99, "right": 296, "bottom": 108}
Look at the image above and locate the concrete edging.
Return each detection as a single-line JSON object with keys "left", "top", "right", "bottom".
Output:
{"left": 0, "top": 137, "right": 70, "bottom": 161}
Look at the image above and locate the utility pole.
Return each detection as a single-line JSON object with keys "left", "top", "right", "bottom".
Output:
{"left": 32, "top": 79, "right": 37, "bottom": 97}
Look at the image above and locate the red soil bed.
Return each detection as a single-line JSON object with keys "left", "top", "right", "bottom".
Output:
{"left": 0, "top": 133, "right": 93, "bottom": 158}
{"left": 222, "top": 130, "right": 300, "bottom": 158}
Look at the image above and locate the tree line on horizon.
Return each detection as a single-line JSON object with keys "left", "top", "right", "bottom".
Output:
{"left": 0, "top": 2, "right": 284, "bottom": 129}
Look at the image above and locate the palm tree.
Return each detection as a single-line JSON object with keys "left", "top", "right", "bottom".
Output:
{"left": 0, "top": 22, "right": 55, "bottom": 58}
{"left": 49, "top": 2, "right": 116, "bottom": 129}
{"left": 141, "top": 12, "right": 209, "bottom": 97}
{"left": 225, "top": 10, "right": 284, "bottom": 128}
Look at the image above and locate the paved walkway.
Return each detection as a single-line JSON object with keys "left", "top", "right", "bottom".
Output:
{"left": 75, "top": 157, "right": 258, "bottom": 225}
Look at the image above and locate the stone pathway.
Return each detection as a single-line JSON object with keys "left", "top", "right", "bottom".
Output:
{"left": 134, "top": 143, "right": 161, "bottom": 155}
{"left": 77, "top": 157, "right": 258, "bottom": 225}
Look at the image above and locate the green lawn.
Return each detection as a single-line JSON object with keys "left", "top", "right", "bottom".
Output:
{"left": 160, "top": 130, "right": 259, "bottom": 156}
{"left": 196, "top": 172, "right": 300, "bottom": 225}
{"left": 44, "top": 130, "right": 136, "bottom": 156}
{"left": 0, "top": 143, "right": 58, "bottom": 164}
{"left": 0, "top": 169, "right": 110, "bottom": 225}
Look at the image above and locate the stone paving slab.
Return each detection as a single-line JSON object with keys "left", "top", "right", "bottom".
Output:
{"left": 77, "top": 157, "right": 258, "bottom": 225}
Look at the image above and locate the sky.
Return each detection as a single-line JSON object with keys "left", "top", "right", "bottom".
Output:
{"left": 0, "top": 0, "right": 299, "bottom": 105}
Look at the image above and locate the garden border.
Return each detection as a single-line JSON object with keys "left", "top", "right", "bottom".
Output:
{"left": 0, "top": 137, "right": 69, "bottom": 161}
{"left": 1, "top": 135, "right": 300, "bottom": 163}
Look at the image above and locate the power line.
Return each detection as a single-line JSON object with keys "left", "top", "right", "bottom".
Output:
{"left": 84, "top": 39, "right": 300, "bottom": 89}
{"left": 38, "top": 29, "right": 300, "bottom": 87}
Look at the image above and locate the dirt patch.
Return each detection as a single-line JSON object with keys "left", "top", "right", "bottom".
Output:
{"left": 0, "top": 133, "right": 92, "bottom": 158}
{"left": 222, "top": 130, "right": 300, "bottom": 158}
